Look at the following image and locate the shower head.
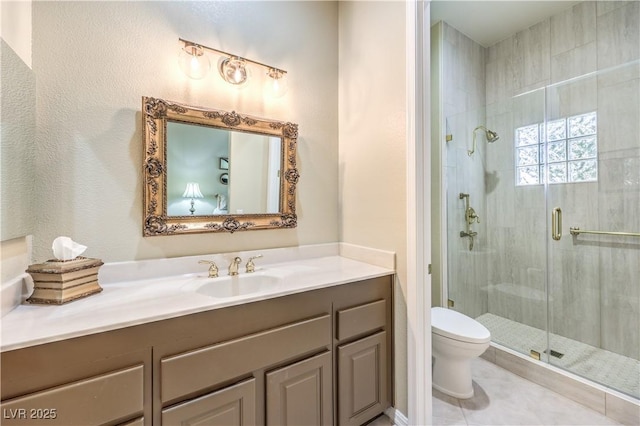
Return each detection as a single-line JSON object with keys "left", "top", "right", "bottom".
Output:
{"left": 468, "top": 126, "right": 499, "bottom": 156}
{"left": 485, "top": 129, "right": 499, "bottom": 143}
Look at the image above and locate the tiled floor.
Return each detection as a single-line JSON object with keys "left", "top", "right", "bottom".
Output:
{"left": 476, "top": 313, "right": 640, "bottom": 398}
{"left": 433, "top": 357, "right": 622, "bottom": 425}
{"left": 366, "top": 356, "right": 628, "bottom": 425}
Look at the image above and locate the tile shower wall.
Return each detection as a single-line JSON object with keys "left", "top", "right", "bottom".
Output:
{"left": 483, "top": 1, "right": 640, "bottom": 360}
{"left": 442, "top": 22, "right": 490, "bottom": 319}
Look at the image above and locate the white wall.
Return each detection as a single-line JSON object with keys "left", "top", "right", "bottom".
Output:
{"left": 338, "top": 1, "right": 408, "bottom": 414}
{"left": 229, "top": 132, "right": 269, "bottom": 214}
{"left": 29, "top": 1, "right": 339, "bottom": 262}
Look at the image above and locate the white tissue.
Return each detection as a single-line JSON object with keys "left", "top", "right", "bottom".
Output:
{"left": 52, "top": 236, "right": 87, "bottom": 261}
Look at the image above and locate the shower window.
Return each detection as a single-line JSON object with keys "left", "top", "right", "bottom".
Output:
{"left": 516, "top": 112, "right": 598, "bottom": 186}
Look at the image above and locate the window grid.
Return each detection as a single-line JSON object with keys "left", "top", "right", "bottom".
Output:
{"left": 515, "top": 112, "right": 598, "bottom": 186}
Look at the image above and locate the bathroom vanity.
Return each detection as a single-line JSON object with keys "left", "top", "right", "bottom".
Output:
{"left": 0, "top": 252, "right": 394, "bottom": 426}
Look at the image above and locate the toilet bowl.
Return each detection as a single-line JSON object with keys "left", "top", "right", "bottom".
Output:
{"left": 431, "top": 307, "right": 491, "bottom": 399}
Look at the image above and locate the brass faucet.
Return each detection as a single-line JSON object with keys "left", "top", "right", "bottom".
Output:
{"left": 198, "top": 260, "right": 219, "bottom": 278}
{"left": 228, "top": 257, "right": 242, "bottom": 276}
{"left": 245, "top": 255, "right": 263, "bottom": 273}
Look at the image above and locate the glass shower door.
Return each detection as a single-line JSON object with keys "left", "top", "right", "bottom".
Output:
{"left": 484, "top": 87, "right": 550, "bottom": 359}
{"left": 545, "top": 63, "right": 640, "bottom": 399}
{"left": 445, "top": 86, "right": 553, "bottom": 362}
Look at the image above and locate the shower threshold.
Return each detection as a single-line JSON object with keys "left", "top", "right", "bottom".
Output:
{"left": 476, "top": 312, "right": 640, "bottom": 399}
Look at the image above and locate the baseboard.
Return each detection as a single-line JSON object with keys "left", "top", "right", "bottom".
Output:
{"left": 384, "top": 407, "right": 408, "bottom": 426}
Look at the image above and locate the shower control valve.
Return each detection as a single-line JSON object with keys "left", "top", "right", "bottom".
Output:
{"left": 466, "top": 207, "right": 480, "bottom": 224}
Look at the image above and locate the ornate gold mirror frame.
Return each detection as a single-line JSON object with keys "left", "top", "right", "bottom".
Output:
{"left": 142, "top": 96, "right": 299, "bottom": 236}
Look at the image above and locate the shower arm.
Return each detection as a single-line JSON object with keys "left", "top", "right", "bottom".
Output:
{"left": 467, "top": 125, "right": 498, "bottom": 157}
{"left": 468, "top": 128, "right": 479, "bottom": 156}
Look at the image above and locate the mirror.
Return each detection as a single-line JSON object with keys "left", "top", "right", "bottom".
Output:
{"left": 142, "top": 97, "right": 299, "bottom": 236}
{"left": 165, "top": 122, "right": 282, "bottom": 216}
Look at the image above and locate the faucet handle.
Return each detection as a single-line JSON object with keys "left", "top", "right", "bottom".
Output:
{"left": 246, "top": 255, "right": 263, "bottom": 273}
{"left": 466, "top": 207, "right": 480, "bottom": 224}
{"left": 198, "top": 260, "right": 219, "bottom": 278}
{"left": 228, "top": 257, "right": 242, "bottom": 276}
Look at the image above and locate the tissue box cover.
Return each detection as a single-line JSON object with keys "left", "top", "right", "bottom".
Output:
{"left": 26, "top": 257, "right": 104, "bottom": 304}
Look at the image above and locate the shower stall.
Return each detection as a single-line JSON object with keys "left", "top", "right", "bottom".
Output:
{"left": 432, "top": 1, "right": 639, "bottom": 402}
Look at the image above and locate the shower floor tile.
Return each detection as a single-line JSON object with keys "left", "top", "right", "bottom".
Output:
{"left": 476, "top": 313, "right": 640, "bottom": 399}
{"left": 433, "top": 357, "right": 622, "bottom": 425}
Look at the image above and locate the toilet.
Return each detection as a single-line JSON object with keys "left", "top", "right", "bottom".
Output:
{"left": 431, "top": 307, "right": 491, "bottom": 399}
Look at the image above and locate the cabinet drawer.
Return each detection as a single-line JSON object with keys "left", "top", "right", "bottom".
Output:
{"left": 337, "top": 299, "right": 386, "bottom": 341}
{"left": 162, "top": 378, "right": 255, "bottom": 426}
{"left": 1, "top": 365, "right": 144, "bottom": 426}
{"left": 161, "top": 314, "right": 331, "bottom": 404}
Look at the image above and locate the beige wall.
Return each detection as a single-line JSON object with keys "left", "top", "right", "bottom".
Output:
{"left": 1, "top": 1, "right": 35, "bottom": 243}
{"left": 1, "top": 2, "right": 35, "bottom": 301}
{"left": 338, "top": 1, "right": 408, "bottom": 414}
{"left": 0, "top": 0, "right": 32, "bottom": 68}
{"left": 29, "top": 1, "right": 339, "bottom": 262}
{"left": 3, "top": 1, "right": 411, "bottom": 412}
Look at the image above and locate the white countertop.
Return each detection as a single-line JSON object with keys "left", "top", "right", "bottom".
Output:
{"left": 1, "top": 247, "right": 394, "bottom": 352}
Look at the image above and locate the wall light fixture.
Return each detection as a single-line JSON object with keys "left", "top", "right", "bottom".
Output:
{"left": 179, "top": 38, "right": 288, "bottom": 97}
{"left": 178, "top": 43, "right": 210, "bottom": 80}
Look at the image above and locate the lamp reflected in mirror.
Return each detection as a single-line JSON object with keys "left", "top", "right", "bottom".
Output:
{"left": 183, "top": 182, "right": 204, "bottom": 215}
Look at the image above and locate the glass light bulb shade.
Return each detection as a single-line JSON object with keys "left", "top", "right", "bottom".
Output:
{"left": 267, "top": 68, "right": 288, "bottom": 98}
{"left": 178, "top": 45, "right": 210, "bottom": 80}
{"left": 219, "top": 57, "right": 249, "bottom": 85}
{"left": 182, "top": 182, "right": 204, "bottom": 198}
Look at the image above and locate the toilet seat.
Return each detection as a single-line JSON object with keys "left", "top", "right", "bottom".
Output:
{"left": 432, "top": 307, "right": 490, "bottom": 344}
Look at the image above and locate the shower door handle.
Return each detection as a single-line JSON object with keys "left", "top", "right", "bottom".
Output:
{"left": 551, "top": 207, "right": 562, "bottom": 241}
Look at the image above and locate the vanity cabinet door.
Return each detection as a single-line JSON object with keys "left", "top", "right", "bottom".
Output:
{"left": 337, "top": 332, "right": 388, "bottom": 426}
{"left": 266, "top": 351, "right": 332, "bottom": 426}
{"left": 161, "top": 378, "right": 255, "bottom": 426}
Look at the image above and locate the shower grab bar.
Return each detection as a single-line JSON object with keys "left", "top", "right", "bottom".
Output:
{"left": 570, "top": 227, "right": 640, "bottom": 238}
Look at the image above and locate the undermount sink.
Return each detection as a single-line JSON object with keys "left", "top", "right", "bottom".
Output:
{"left": 182, "top": 271, "right": 285, "bottom": 299}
